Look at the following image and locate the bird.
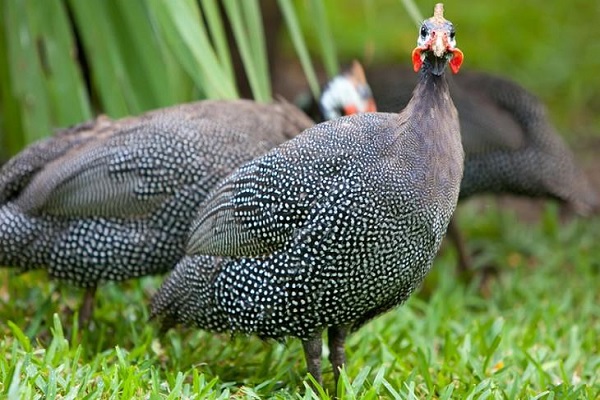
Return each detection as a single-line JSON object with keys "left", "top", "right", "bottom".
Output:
{"left": 151, "top": 3, "right": 464, "bottom": 387}
{"left": 364, "top": 65, "right": 599, "bottom": 274}
{"left": 0, "top": 65, "right": 375, "bottom": 326}
{"left": 317, "top": 60, "right": 377, "bottom": 121}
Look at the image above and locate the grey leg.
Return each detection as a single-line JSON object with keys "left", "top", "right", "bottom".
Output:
{"left": 78, "top": 286, "right": 97, "bottom": 328}
{"left": 447, "top": 217, "right": 472, "bottom": 276}
{"left": 448, "top": 217, "right": 499, "bottom": 295}
{"left": 302, "top": 337, "right": 323, "bottom": 386}
{"left": 328, "top": 326, "right": 347, "bottom": 390}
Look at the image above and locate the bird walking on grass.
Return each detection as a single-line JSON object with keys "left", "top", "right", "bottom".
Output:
{"left": 151, "top": 3, "right": 464, "bottom": 387}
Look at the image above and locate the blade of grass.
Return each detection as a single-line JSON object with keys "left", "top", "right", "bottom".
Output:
{"left": 308, "top": 0, "right": 339, "bottom": 78}
{"left": 147, "top": 0, "right": 238, "bottom": 100}
{"left": 200, "top": 0, "right": 235, "bottom": 81}
{"left": 277, "top": 0, "right": 320, "bottom": 99}
{"left": 7, "top": 321, "right": 32, "bottom": 352}
{"left": 223, "top": 0, "right": 270, "bottom": 102}
{"left": 399, "top": 0, "right": 423, "bottom": 27}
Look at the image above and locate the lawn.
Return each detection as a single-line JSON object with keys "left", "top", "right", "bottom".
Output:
{"left": 1, "top": 202, "right": 598, "bottom": 399}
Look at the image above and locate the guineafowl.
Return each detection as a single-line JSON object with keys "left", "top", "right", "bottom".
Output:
{"left": 0, "top": 67, "right": 374, "bottom": 325}
{"left": 151, "top": 3, "right": 464, "bottom": 386}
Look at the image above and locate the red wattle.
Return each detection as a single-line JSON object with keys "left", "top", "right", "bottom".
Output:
{"left": 412, "top": 48, "right": 424, "bottom": 72}
{"left": 449, "top": 48, "right": 464, "bottom": 74}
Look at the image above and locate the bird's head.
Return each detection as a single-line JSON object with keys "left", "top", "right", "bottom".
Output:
{"left": 412, "top": 3, "right": 463, "bottom": 76}
{"left": 319, "top": 60, "right": 377, "bottom": 121}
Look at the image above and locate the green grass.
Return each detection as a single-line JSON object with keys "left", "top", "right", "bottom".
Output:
{"left": 1, "top": 203, "right": 598, "bottom": 399}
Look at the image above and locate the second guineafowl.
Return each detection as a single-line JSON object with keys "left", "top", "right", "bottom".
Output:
{"left": 0, "top": 67, "right": 374, "bottom": 325}
{"left": 151, "top": 3, "right": 464, "bottom": 386}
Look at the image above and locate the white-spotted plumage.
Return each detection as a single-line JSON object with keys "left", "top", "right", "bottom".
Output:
{"left": 151, "top": 3, "right": 465, "bottom": 386}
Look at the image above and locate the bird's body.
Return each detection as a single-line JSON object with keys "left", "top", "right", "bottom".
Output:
{"left": 152, "top": 3, "right": 464, "bottom": 384}
{"left": 0, "top": 100, "right": 313, "bottom": 285}
{"left": 155, "top": 106, "right": 462, "bottom": 340}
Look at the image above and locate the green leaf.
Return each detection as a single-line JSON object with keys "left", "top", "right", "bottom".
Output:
{"left": 67, "top": 0, "right": 137, "bottom": 116}
{"left": 147, "top": 0, "right": 238, "bottom": 100}
{"left": 4, "top": 0, "right": 53, "bottom": 145}
{"left": 278, "top": 0, "right": 320, "bottom": 99}
{"left": 200, "top": 0, "right": 235, "bottom": 81}
{"left": 308, "top": 0, "right": 339, "bottom": 77}
{"left": 398, "top": 0, "right": 424, "bottom": 27}
{"left": 222, "top": 0, "right": 270, "bottom": 102}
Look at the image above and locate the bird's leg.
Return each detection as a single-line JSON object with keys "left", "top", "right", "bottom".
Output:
{"left": 327, "top": 325, "right": 347, "bottom": 391}
{"left": 448, "top": 217, "right": 498, "bottom": 295}
{"left": 447, "top": 217, "right": 473, "bottom": 277}
{"left": 302, "top": 337, "right": 323, "bottom": 387}
{"left": 78, "top": 286, "right": 97, "bottom": 328}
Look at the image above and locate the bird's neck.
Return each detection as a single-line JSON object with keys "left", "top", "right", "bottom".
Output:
{"left": 400, "top": 59, "right": 464, "bottom": 207}
{"left": 409, "top": 62, "right": 452, "bottom": 116}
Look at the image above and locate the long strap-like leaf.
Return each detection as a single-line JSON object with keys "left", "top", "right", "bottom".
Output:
{"left": 278, "top": 0, "right": 320, "bottom": 99}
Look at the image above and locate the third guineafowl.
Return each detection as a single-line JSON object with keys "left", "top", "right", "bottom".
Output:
{"left": 151, "top": 3, "right": 464, "bottom": 386}
{"left": 366, "top": 65, "right": 599, "bottom": 274}
{"left": 0, "top": 68, "right": 373, "bottom": 325}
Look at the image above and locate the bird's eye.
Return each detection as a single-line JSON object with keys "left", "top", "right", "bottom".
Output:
{"left": 420, "top": 26, "right": 428, "bottom": 37}
{"left": 449, "top": 30, "right": 456, "bottom": 40}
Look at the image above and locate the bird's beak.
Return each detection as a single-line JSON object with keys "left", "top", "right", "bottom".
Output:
{"left": 431, "top": 31, "right": 446, "bottom": 58}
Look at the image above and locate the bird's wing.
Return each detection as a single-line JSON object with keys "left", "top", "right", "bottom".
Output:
{"left": 14, "top": 117, "right": 222, "bottom": 218}
{"left": 0, "top": 116, "right": 116, "bottom": 203}
{"left": 185, "top": 132, "right": 356, "bottom": 258}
